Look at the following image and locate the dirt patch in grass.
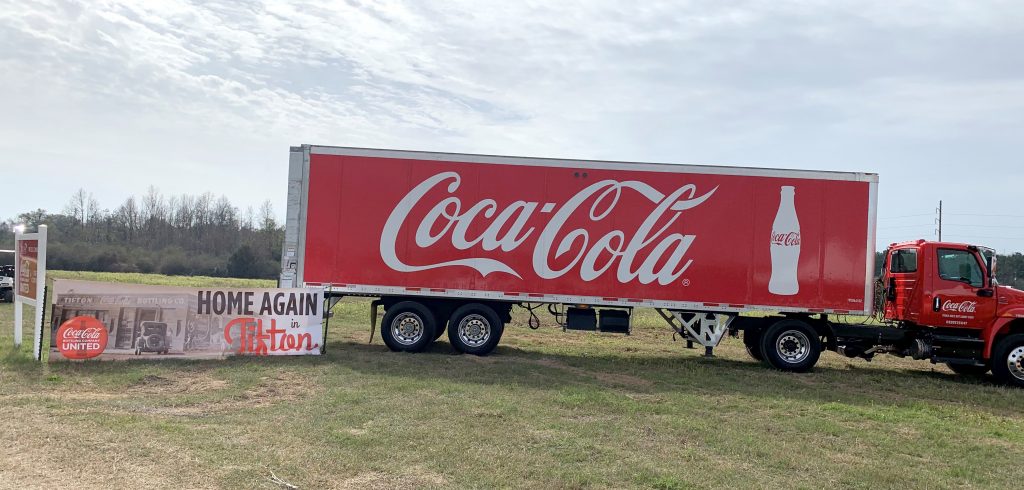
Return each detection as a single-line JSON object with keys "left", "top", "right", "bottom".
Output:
{"left": 129, "top": 370, "right": 318, "bottom": 417}
{"left": 241, "top": 371, "right": 316, "bottom": 407}
{"left": 531, "top": 357, "right": 653, "bottom": 389}
{"left": 129, "top": 371, "right": 230, "bottom": 394}
{"left": 0, "top": 409, "right": 204, "bottom": 489}
{"left": 337, "top": 468, "right": 446, "bottom": 489}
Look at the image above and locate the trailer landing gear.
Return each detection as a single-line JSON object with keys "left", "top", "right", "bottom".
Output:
{"left": 656, "top": 309, "right": 735, "bottom": 357}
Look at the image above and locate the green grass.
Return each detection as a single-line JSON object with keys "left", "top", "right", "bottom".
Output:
{"left": 1, "top": 271, "right": 1022, "bottom": 488}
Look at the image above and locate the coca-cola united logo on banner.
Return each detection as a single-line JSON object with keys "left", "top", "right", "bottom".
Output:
{"left": 379, "top": 171, "right": 718, "bottom": 286}
{"left": 56, "top": 316, "right": 108, "bottom": 360}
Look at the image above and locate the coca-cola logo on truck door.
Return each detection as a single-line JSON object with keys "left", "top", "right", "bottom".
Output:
{"left": 942, "top": 300, "right": 977, "bottom": 313}
{"left": 380, "top": 171, "right": 718, "bottom": 286}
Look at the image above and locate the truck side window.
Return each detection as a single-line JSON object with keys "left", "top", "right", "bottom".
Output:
{"left": 936, "top": 249, "right": 984, "bottom": 288}
{"left": 889, "top": 249, "right": 917, "bottom": 273}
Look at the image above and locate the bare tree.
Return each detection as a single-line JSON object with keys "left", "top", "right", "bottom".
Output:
{"left": 259, "top": 200, "right": 277, "bottom": 232}
{"left": 64, "top": 188, "right": 90, "bottom": 225}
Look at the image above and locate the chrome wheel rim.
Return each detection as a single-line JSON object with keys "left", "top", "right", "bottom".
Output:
{"left": 458, "top": 314, "right": 490, "bottom": 348}
{"left": 1007, "top": 346, "right": 1024, "bottom": 381}
{"left": 776, "top": 330, "right": 810, "bottom": 364}
{"left": 392, "top": 312, "right": 424, "bottom": 345}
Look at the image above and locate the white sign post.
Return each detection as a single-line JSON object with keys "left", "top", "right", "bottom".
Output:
{"left": 14, "top": 225, "right": 47, "bottom": 361}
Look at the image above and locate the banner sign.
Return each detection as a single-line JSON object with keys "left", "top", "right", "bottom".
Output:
{"left": 14, "top": 224, "right": 47, "bottom": 360}
{"left": 48, "top": 280, "right": 324, "bottom": 361}
{"left": 17, "top": 239, "right": 39, "bottom": 300}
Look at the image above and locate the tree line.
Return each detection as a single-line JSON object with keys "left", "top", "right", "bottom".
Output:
{"left": 0, "top": 187, "right": 283, "bottom": 279}
{"left": 2, "top": 190, "right": 1024, "bottom": 288}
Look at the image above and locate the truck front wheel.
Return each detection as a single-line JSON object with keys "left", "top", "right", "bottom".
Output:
{"left": 760, "top": 319, "right": 821, "bottom": 372}
{"left": 380, "top": 301, "right": 437, "bottom": 353}
{"left": 1, "top": 289, "right": 12, "bottom": 303}
{"left": 992, "top": 334, "right": 1024, "bottom": 387}
{"left": 448, "top": 303, "right": 503, "bottom": 356}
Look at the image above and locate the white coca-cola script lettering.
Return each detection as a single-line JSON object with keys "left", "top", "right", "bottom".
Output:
{"left": 379, "top": 172, "right": 717, "bottom": 285}
{"left": 60, "top": 327, "right": 103, "bottom": 340}
{"left": 942, "top": 300, "right": 977, "bottom": 313}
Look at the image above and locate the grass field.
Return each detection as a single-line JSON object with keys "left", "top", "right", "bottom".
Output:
{"left": 2, "top": 271, "right": 1023, "bottom": 488}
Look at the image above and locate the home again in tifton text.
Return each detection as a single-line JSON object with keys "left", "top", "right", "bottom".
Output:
{"left": 196, "top": 290, "right": 320, "bottom": 317}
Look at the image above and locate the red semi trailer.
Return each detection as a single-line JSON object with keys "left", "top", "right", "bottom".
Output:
{"left": 280, "top": 145, "right": 1024, "bottom": 386}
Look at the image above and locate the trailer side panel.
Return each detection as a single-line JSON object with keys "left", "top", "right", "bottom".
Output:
{"left": 292, "top": 146, "right": 877, "bottom": 314}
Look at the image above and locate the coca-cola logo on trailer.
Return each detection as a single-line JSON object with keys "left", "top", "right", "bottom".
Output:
{"left": 942, "top": 300, "right": 977, "bottom": 313}
{"left": 771, "top": 231, "right": 801, "bottom": 246}
{"left": 380, "top": 172, "right": 718, "bottom": 286}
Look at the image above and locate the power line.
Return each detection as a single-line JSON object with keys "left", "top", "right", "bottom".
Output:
{"left": 876, "top": 224, "right": 935, "bottom": 230}
{"left": 944, "top": 223, "right": 1024, "bottom": 229}
{"left": 878, "top": 213, "right": 934, "bottom": 220}
{"left": 946, "top": 213, "right": 1024, "bottom": 219}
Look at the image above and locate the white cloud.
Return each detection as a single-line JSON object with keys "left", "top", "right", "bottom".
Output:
{"left": 1, "top": 0, "right": 1023, "bottom": 250}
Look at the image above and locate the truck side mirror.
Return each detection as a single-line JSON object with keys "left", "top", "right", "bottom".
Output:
{"left": 886, "top": 277, "right": 896, "bottom": 301}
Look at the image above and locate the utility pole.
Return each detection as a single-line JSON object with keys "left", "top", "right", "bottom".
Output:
{"left": 935, "top": 200, "right": 943, "bottom": 241}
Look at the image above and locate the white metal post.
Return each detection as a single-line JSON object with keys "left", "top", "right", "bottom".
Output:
{"left": 13, "top": 295, "right": 22, "bottom": 347}
{"left": 32, "top": 225, "right": 47, "bottom": 360}
{"left": 13, "top": 229, "right": 22, "bottom": 347}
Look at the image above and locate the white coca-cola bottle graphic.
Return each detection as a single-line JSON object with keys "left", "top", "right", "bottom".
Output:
{"left": 769, "top": 186, "right": 800, "bottom": 295}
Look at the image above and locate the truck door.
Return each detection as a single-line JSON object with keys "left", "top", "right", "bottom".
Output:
{"left": 883, "top": 248, "right": 920, "bottom": 322}
{"left": 923, "top": 248, "right": 997, "bottom": 330}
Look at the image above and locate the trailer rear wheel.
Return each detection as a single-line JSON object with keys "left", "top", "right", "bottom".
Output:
{"left": 992, "top": 334, "right": 1024, "bottom": 388}
{"left": 380, "top": 301, "right": 436, "bottom": 353}
{"left": 760, "top": 319, "right": 821, "bottom": 372}
{"left": 448, "top": 303, "right": 503, "bottom": 356}
{"left": 743, "top": 330, "right": 764, "bottom": 362}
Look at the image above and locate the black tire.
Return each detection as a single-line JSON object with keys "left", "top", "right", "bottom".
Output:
{"left": 991, "top": 334, "right": 1024, "bottom": 388}
{"left": 433, "top": 320, "right": 447, "bottom": 341}
{"left": 760, "top": 319, "right": 821, "bottom": 372}
{"left": 447, "top": 303, "right": 504, "bottom": 356}
{"left": 1, "top": 289, "right": 12, "bottom": 303}
{"left": 380, "top": 301, "right": 436, "bottom": 353}
{"left": 743, "top": 330, "right": 764, "bottom": 362}
{"left": 946, "top": 362, "right": 989, "bottom": 376}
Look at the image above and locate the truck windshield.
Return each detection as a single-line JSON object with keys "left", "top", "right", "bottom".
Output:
{"left": 937, "top": 249, "right": 984, "bottom": 288}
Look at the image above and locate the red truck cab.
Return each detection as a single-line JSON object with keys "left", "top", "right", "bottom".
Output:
{"left": 881, "top": 240, "right": 1024, "bottom": 385}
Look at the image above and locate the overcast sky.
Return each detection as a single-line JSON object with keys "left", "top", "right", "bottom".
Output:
{"left": 2, "top": 0, "right": 1023, "bottom": 252}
